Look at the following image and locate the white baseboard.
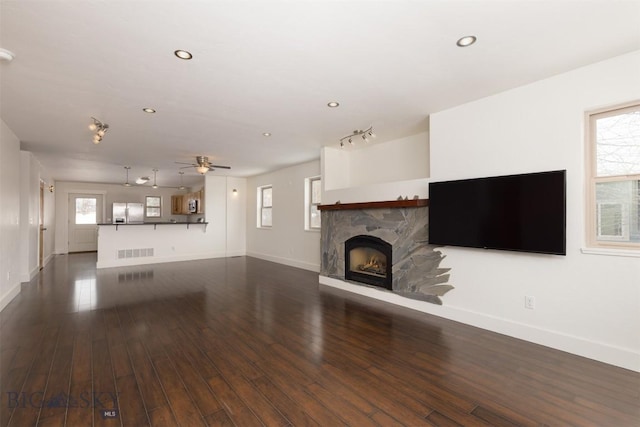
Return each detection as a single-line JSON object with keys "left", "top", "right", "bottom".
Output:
{"left": 246, "top": 251, "right": 320, "bottom": 272}
{"left": 319, "top": 275, "right": 640, "bottom": 372}
{"left": 20, "top": 266, "right": 40, "bottom": 283}
{"left": 43, "top": 253, "right": 54, "bottom": 267}
{"left": 226, "top": 250, "right": 247, "bottom": 257}
{"left": 0, "top": 282, "right": 21, "bottom": 313}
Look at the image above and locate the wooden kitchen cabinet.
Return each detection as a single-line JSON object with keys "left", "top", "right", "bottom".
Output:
{"left": 196, "top": 189, "right": 204, "bottom": 214}
{"left": 171, "top": 190, "right": 204, "bottom": 215}
{"left": 171, "top": 195, "right": 184, "bottom": 214}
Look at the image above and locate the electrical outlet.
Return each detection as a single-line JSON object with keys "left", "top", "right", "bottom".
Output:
{"left": 525, "top": 296, "right": 536, "bottom": 310}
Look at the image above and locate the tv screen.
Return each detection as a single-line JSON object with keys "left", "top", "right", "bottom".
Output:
{"left": 428, "top": 170, "right": 566, "bottom": 255}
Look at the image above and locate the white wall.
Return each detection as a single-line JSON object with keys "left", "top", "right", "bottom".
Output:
{"left": 0, "top": 119, "right": 21, "bottom": 311}
{"left": 225, "top": 176, "right": 247, "bottom": 256}
{"left": 19, "top": 152, "right": 39, "bottom": 281}
{"left": 43, "top": 177, "right": 55, "bottom": 263}
{"left": 246, "top": 160, "right": 321, "bottom": 272}
{"left": 320, "top": 51, "right": 640, "bottom": 372}
{"left": 322, "top": 131, "right": 430, "bottom": 204}
{"left": 18, "top": 151, "right": 55, "bottom": 282}
{"left": 426, "top": 50, "right": 640, "bottom": 371}
{"left": 96, "top": 175, "right": 246, "bottom": 268}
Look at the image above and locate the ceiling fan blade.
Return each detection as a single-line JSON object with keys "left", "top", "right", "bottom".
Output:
{"left": 175, "top": 161, "right": 196, "bottom": 165}
{"left": 209, "top": 165, "right": 231, "bottom": 169}
{"left": 178, "top": 165, "right": 195, "bottom": 169}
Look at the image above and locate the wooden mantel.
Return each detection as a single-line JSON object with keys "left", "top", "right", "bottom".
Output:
{"left": 318, "top": 199, "right": 428, "bottom": 211}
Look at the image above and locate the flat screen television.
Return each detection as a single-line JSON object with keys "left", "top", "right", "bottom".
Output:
{"left": 428, "top": 170, "right": 566, "bottom": 255}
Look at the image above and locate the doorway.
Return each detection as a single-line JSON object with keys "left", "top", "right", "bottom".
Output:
{"left": 68, "top": 193, "right": 103, "bottom": 252}
{"left": 39, "top": 182, "right": 44, "bottom": 269}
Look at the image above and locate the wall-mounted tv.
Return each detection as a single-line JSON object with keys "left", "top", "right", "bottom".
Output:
{"left": 428, "top": 170, "right": 566, "bottom": 255}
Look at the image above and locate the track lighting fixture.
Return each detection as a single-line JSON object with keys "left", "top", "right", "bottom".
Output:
{"left": 89, "top": 117, "right": 109, "bottom": 144}
{"left": 339, "top": 126, "right": 376, "bottom": 148}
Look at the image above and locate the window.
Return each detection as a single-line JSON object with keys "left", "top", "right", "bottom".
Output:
{"left": 587, "top": 103, "right": 640, "bottom": 249}
{"left": 145, "top": 196, "right": 161, "bottom": 218}
{"left": 305, "top": 176, "right": 321, "bottom": 230}
{"left": 75, "top": 197, "right": 97, "bottom": 224}
{"left": 258, "top": 185, "right": 272, "bottom": 227}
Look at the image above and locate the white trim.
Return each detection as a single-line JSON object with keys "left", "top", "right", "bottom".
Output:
{"left": 246, "top": 252, "right": 319, "bottom": 273}
{"left": 19, "top": 265, "right": 40, "bottom": 283}
{"left": 581, "top": 247, "right": 640, "bottom": 257}
{"left": 43, "top": 253, "right": 54, "bottom": 267}
{"left": 585, "top": 102, "right": 640, "bottom": 250}
{"left": 0, "top": 282, "right": 20, "bottom": 313}
{"left": 304, "top": 175, "right": 322, "bottom": 231}
{"left": 257, "top": 184, "right": 273, "bottom": 228}
{"left": 319, "top": 275, "right": 640, "bottom": 372}
{"left": 225, "top": 250, "right": 247, "bottom": 258}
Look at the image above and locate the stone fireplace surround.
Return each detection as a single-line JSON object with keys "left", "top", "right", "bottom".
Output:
{"left": 319, "top": 201, "right": 454, "bottom": 305}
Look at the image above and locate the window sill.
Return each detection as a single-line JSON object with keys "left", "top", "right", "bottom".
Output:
{"left": 304, "top": 228, "right": 321, "bottom": 233}
{"left": 581, "top": 247, "right": 640, "bottom": 258}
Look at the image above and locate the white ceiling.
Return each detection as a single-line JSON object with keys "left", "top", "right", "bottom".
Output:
{"left": 1, "top": 0, "right": 639, "bottom": 188}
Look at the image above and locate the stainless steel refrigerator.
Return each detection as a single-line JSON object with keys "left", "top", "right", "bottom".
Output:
{"left": 112, "top": 203, "right": 144, "bottom": 224}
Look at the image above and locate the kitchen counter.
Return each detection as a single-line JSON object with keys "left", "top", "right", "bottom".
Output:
{"left": 96, "top": 220, "right": 217, "bottom": 269}
{"left": 98, "top": 221, "right": 208, "bottom": 230}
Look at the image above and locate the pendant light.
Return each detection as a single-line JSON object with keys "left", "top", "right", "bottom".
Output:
{"left": 152, "top": 168, "right": 158, "bottom": 189}
{"left": 178, "top": 171, "right": 185, "bottom": 190}
{"left": 123, "top": 166, "right": 131, "bottom": 187}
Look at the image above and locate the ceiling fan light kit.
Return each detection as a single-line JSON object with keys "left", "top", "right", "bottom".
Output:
{"left": 176, "top": 156, "right": 231, "bottom": 175}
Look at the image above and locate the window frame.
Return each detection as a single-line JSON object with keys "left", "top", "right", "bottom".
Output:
{"left": 304, "top": 176, "right": 322, "bottom": 231}
{"left": 585, "top": 101, "right": 640, "bottom": 251}
{"left": 257, "top": 185, "right": 273, "bottom": 228}
{"left": 74, "top": 197, "right": 98, "bottom": 225}
{"left": 145, "top": 196, "right": 162, "bottom": 218}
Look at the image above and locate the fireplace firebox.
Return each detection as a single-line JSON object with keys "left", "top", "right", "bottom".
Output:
{"left": 345, "top": 235, "right": 392, "bottom": 290}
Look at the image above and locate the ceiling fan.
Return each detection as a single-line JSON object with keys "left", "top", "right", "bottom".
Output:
{"left": 175, "top": 156, "right": 231, "bottom": 175}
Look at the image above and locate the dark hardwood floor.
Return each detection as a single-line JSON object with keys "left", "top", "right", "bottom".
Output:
{"left": 1, "top": 253, "right": 638, "bottom": 426}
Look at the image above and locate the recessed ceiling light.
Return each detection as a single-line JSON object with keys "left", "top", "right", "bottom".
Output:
{"left": 142, "top": 108, "right": 156, "bottom": 113}
{"left": 327, "top": 101, "right": 340, "bottom": 108}
{"left": 456, "top": 36, "right": 477, "bottom": 47}
{"left": 174, "top": 50, "right": 193, "bottom": 60}
{"left": 263, "top": 132, "right": 271, "bottom": 137}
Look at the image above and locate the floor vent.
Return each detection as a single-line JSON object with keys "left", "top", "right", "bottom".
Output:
{"left": 117, "top": 248, "right": 154, "bottom": 259}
